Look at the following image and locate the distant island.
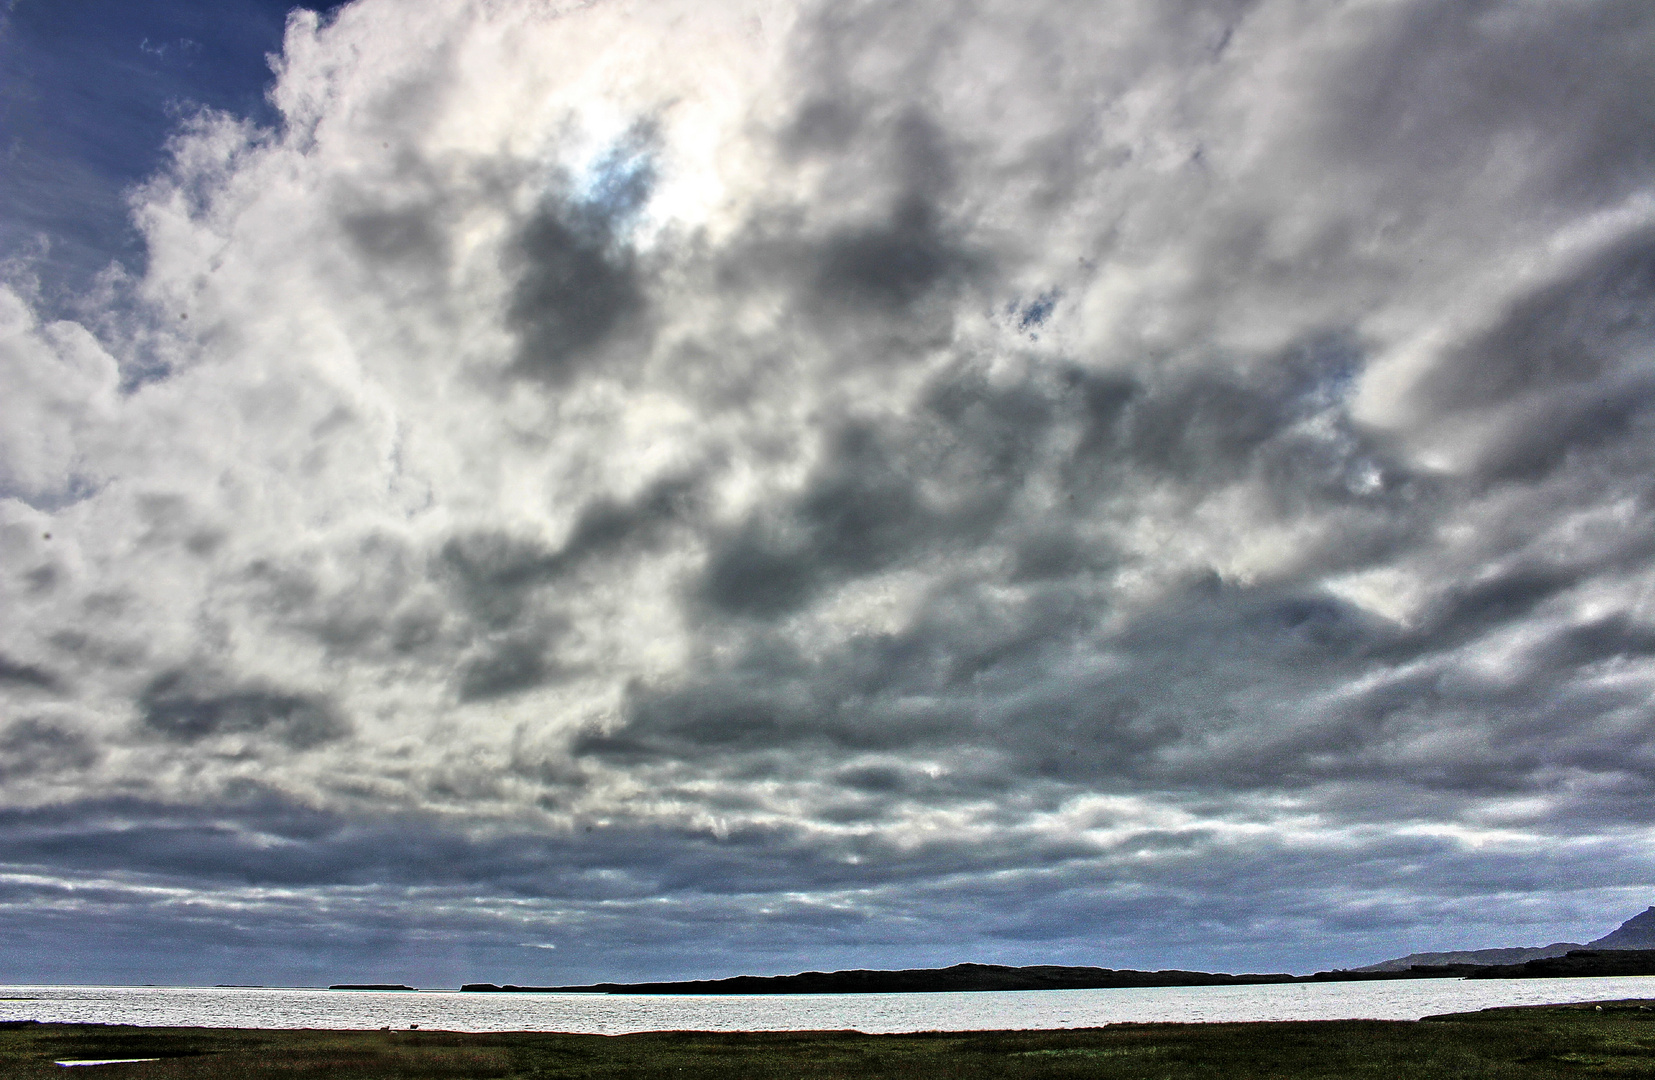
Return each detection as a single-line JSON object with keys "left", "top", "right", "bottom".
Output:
{"left": 328, "top": 984, "right": 416, "bottom": 991}
{"left": 459, "top": 907, "right": 1655, "bottom": 995}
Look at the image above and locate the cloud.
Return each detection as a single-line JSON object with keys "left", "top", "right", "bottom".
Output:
{"left": 137, "top": 670, "right": 348, "bottom": 749}
{"left": 2, "top": 0, "right": 1655, "bottom": 982}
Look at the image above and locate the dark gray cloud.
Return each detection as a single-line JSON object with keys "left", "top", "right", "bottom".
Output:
{"left": 457, "top": 632, "right": 562, "bottom": 702}
{"left": 699, "top": 408, "right": 1022, "bottom": 617}
{"left": 1316, "top": 0, "right": 1655, "bottom": 215}
{"left": 0, "top": 718, "right": 97, "bottom": 780}
{"left": 506, "top": 134, "right": 660, "bottom": 384}
{"left": 0, "top": 789, "right": 1650, "bottom": 985}
{"left": 507, "top": 202, "right": 648, "bottom": 383}
{"left": 0, "top": 654, "right": 62, "bottom": 691}
{"left": 138, "top": 672, "right": 348, "bottom": 750}
{"left": 441, "top": 474, "right": 698, "bottom": 628}
{"left": 2, "top": 0, "right": 1654, "bottom": 985}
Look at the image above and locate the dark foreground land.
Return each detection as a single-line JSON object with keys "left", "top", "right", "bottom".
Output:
{"left": 8, "top": 1000, "right": 1655, "bottom": 1079}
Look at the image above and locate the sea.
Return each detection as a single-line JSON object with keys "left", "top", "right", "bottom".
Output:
{"left": 3, "top": 977, "right": 1654, "bottom": 1034}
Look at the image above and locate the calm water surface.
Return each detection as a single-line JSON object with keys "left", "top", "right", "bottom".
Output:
{"left": 3, "top": 978, "right": 1655, "bottom": 1033}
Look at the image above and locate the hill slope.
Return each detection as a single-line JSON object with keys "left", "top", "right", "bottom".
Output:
{"left": 1358, "top": 905, "right": 1655, "bottom": 972}
{"left": 1588, "top": 906, "right": 1655, "bottom": 949}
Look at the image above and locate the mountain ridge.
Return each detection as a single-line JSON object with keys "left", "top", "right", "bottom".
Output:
{"left": 1356, "top": 906, "right": 1655, "bottom": 972}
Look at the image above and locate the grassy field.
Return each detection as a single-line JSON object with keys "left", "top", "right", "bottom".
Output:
{"left": 5, "top": 999, "right": 1655, "bottom": 1078}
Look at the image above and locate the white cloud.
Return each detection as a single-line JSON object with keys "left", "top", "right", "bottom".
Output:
{"left": 4, "top": 0, "right": 1655, "bottom": 977}
{"left": 0, "top": 288, "right": 119, "bottom": 503}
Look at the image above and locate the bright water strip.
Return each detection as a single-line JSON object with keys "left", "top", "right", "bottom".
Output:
{"left": 4, "top": 977, "right": 1654, "bottom": 1034}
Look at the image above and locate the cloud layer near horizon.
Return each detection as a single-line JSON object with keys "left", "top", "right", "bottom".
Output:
{"left": 4, "top": 0, "right": 1655, "bottom": 985}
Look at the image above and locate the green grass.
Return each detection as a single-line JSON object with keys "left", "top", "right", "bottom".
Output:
{"left": 5, "top": 999, "right": 1655, "bottom": 1078}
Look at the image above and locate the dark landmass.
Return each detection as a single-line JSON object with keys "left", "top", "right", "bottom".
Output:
{"left": 329, "top": 984, "right": 416, "bottom": 991}
{"left": 1354, "top": 943, "right": 1583, "bottom": 972}
{"left": 1345, "top": 949, "right": 1655, "bottom": 982}
{"left": 8, "top": 1000, "right": 1655, "bottom": 1078}
{"left": 1463, "top": 949, "right": 1655, "bottom": 979}
{"left": 462, "top": 949, "right": 1655, "bottom": 995}
{"left": 462, "top": 963, "right": 1301, "bottom": 994}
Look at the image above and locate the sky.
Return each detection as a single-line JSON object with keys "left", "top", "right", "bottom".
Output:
{"left": 2, "top": 0, "right": 1654, "bottom": 989}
